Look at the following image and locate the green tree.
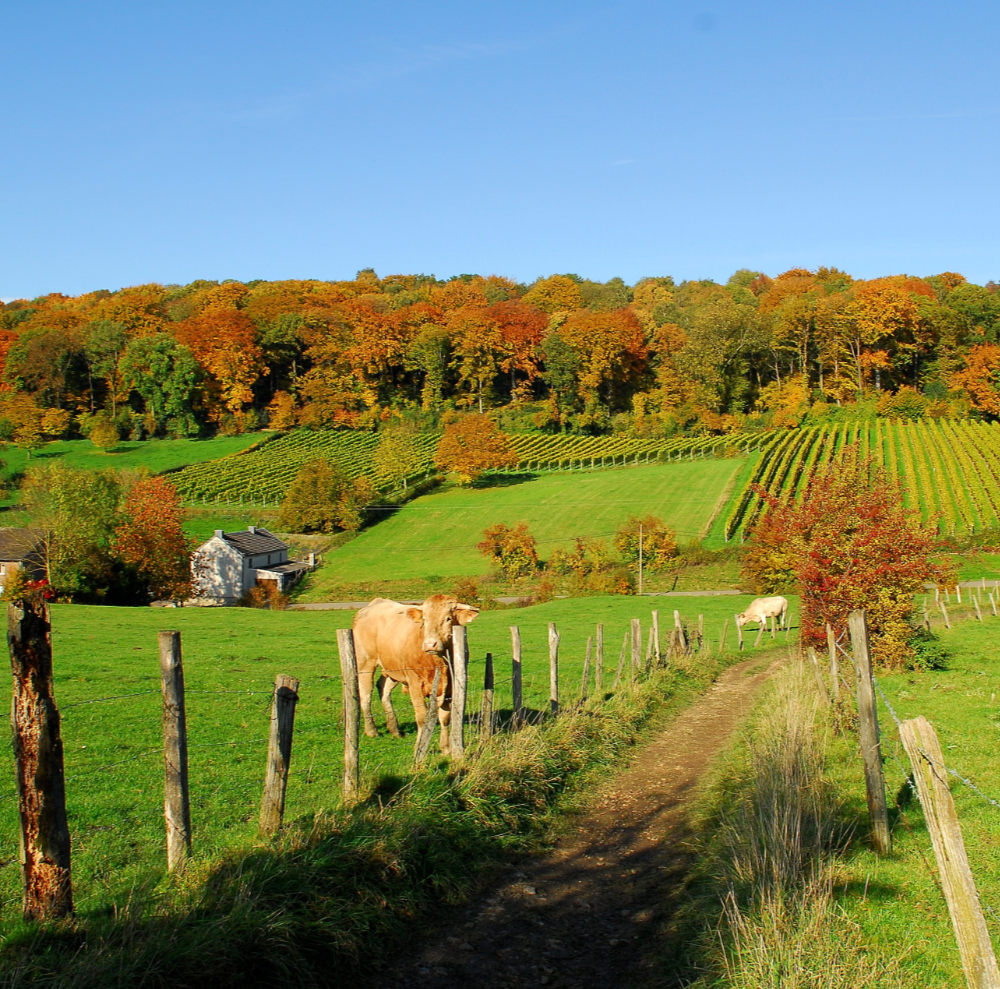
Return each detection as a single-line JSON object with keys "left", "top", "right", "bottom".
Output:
{"left": 277, "top": 459, "right": 373, "bottom": 533}
{"left": 613, "top": 515, "right": 678, "bottom": 570}
{"left": 20, "top": 464, "right": 123, "bottom": 598}
{"left": 477, "top": 522, "right": 539, "bottom": 579}
{"left": 120, "top": 334, "right": 202, "bottom": 436}
{"left": 372, "top": 422, "right": 423, "bottom": 490}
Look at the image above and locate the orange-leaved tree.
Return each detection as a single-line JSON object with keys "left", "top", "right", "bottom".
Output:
{"left": 741, "top": 457, "right": 952, "bottom": 669}
{"left": 112, "top": 475, "right": 192, "bottom": 601}
{"left": 477, "top": 522, "right": 539, "bottom": 579}
{"left": 434, "top": 414, "right": 517, "bottom": 485}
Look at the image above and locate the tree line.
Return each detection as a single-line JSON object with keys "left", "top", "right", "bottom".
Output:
{"left": 3, "top": 267, "right": 1000, "bottom": 445}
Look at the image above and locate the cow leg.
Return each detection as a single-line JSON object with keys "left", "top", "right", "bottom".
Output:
{"left": 358, "top": 666, "right": 379, "bottom": 738}
{"left": 379, "top": 676, "right": 404, "bottom": 738}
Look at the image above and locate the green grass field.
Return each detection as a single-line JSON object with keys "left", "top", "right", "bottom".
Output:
{"left": 828, "top": 615, "right": 1000, "bottom": 986}
{"left": 0, "top": 593, "right": 789, "bottom": 932}
{"left": 297, "top": 459, "right": 743, "bottom": 599}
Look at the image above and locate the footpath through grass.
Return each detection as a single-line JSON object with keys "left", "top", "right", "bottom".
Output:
{"left": 0, "top": 599, "right": 741, "bottom": 987}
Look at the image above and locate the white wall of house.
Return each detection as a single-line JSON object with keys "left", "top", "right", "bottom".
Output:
{"left": 191, "top": 536, "right": 247, "bottom": 603}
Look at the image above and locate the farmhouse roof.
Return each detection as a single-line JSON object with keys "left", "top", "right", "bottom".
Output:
{"left": 219, "top": 527, "right": 287, "bottom": 556}
{"left": 0, "top": 527, "right": 44, "bottom": 563}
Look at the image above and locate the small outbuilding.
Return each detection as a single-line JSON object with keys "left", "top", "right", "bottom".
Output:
{"left": 190, "top": 526, "right": 312, "bottom": 605}
{"left": 0, "top": 528, "right": 46, "bottom": 595}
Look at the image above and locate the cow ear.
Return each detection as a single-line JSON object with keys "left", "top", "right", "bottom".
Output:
{"left": 454, "top": 605, "right": 480, "bottom": 625}
{"left": 405, "top": 607, "right": 424, "bottom": 624}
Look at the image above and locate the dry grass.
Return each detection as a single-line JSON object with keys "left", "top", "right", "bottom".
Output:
{"left": 689, "top": 661, "right": 908, "bottom": 988}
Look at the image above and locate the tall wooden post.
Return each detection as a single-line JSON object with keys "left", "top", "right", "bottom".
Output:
{"left": 9, "top": 600, "right": 72, "bottom": 919}
{"left": 336, "top": 628, "right": 360, "bottom": 801}
{"left": 548, "top": 622, "right": 560, "bottom": 716}
{"left": 450, "top": 625, "right": 468, "bottom": 758}
{"left": 826, "top": 623, "right": 840, "bottom": 704}
{"left": 612, "top": 631, "right": 628, "bottom": 689}
{"left": 594, "top": 623, "right": 604, "bottom": 693}
{"left": 899, "top": 717, "right": 1000, "bottom": 989}
{"left": 736, "top": 616, "right": 744, "bottom": 651}
{"left": 849, "top": 610, "right": 891, "bottom": 855}
{"left": 580, "top": 638, "right": 592, "bottom": 703}
{"left": 259, "top": 674, "right": 300, "bottom": 835}
{"left": 630, "top": 619, "right": 641, "bottom": 683}
{"left": 158, "top": 630, "right": 192, "bottom": 870}
{"left": 480, "top": 653, "right": 495, "bottom": 739}
{"left": 510, "top": 626, "right": 523, "bottom": 728}
{"left": 651, "top": 610, "right": 661, "bottom": 666}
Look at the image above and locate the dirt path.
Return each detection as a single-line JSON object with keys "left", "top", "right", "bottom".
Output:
{"left": 362, "top": 655, "right": 779, "bottom": 989}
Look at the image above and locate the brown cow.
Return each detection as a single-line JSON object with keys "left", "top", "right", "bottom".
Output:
{"left": 352, "top": 595, "right": 479, "bottom": 754}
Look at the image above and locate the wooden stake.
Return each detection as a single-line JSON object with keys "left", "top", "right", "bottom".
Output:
{"left": 899, "top": 717, "right": 1000, "bottom": 989}
{"left": 510, "top": 626, "right": 523, "bottom": 727}
{"left": 736, "top": 616, "right": 744, "bottom": 651}
{"left": 158, "top": 630, "right": 192, "bottom": 869}
{"left": 450, "top": 625, "right": 469, "bottom": 758}
{"left": 826, "top": 623, "right": 840, "bottom": 704}
{"left": 612, "top": 631, "right": 628, "bottom": 689}
{"left": 259, "top": 673, "right": 300, "bottom": 835}
{"left": 651, "top": 610, "right": 661, "bottom": 665}
{"left": 849, "top": 610, "right": 891, "bottom": 855}
{"left": 480, "top": 652, "right": 495, "bottom": 739}
{"left": 9, "top": 600, "right": 72, "bottom": 919}
{"left": 336, "top": 628, "right": 360, "bottom": 799}
{"left": 941, "top": 601, "right": 952, "bottom": 629}
{"left": 413, "top": 666, "right": 441, "bottom": 767}
{"left": 630, "top": 618, "right": 641, "bottom": 682}
{"left": 548, "top": 622, "right": 560, "bottom": 716}
{"left": 580, "top": 638, "right": 592, "bottom": 703}
{"left": 595, "top": 623, "right": 604, "bottom": 693}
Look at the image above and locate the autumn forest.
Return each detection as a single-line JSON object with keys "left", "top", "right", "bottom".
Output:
{"left": 3, "top": 267, "right": 1000, "bottom": 445}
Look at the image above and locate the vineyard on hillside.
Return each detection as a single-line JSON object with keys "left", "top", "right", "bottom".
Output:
{"left": 723, "top": 419, "right": 1000, "bottom": 541}
{"left": 167, "top": 430, "right": 770, "bottom": 507}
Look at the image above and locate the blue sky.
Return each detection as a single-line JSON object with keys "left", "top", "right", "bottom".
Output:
{"left": 4, "top": 0, "right": 999, "bottom": 300}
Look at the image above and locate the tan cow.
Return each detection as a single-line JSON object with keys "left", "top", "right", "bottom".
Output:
{"left": 735, "top": 595, "right": 789, "bottom": 631}
{"left": 352, "top": 595, "right": 479, "bottom": 754}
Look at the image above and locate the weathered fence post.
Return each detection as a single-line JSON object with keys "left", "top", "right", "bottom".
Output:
{"left": 612, "top": 631, "right": 628, "bottom": 689}
{"left": 336, "top": 628, "right": 360, "bottom": 800}
{"left": 973, "top": 595, "right": 983, "bottom": 622}
{"left": 736, "top": 616, "right": 744, "bottom": 651}
{"left": 651, "top": 610, "right": 661, "bottom": 666}
{"left": 510, "top": 626, "right": 523, "bottom": 728}
{"left": 673, "top": 611, "right": 687, "bottom": 652}
{"left": 630, "top": 618, "right": 641, "bottom": 683}
{"left": 826, "top": 623, "right": 840, "bottom": 704}
{"left": 899, "top": 716, "right": 1000, "bottom": 989}
{"left": 595, "top": 623, "right": 604, "bottom": 693}
{"left": 259, "top": 673, "right": 300, "bottom": 835}
{"left": 849, "top": 610, "right": 891, "bottom": 855}
{"left": 9, "top": 600, "right": 72, "bottom": 919}
{"left": 413, "top": 667, "right": 441, "bottom": 767}
{"left": 158, "top": 630, "right": 192, "bottom": 871}
{"left": 806, "top": 647, "right": 829, "bottom": 703}
{"left": 580, "top": 638, "right": 592, "bottom": 704}
{"left": 941, "top": 601, "right": 952, "bottom": 629}
{"left": 548, "top": 622, "right": 560, "bottom": 716}
{"left": 480, "top": 652, "right": 495, "bottom": 739}
{"left": 450, "top": 625, "right": 468, "bottom": 758}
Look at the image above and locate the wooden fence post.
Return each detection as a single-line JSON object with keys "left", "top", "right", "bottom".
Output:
{"left": 806, "top": 648, "right": 829, "bottom": 703}
{"left": 413, "top": 667, "right": 441, "bottom": 767}
{"left": 259, "top": 673, "right": 300, "bottom": 835}
{"left": 158, "top": 630, "right": 192, "bottom": 871}
{"left": 612, "top": 631, "right": 628, "bottom": 689}
{"left": 630, "top": 618, "right": 641, "bottom": 683}
{"left": 651, "top": 610, "right": 661, "bottom": 666}
{"left": 849, "top": 610, "right": 891, "bottom": 855}
{"left": 450, "top": 625, "right": 468, "bottom": 758}
{"left": 973, "top": 595, "right": 983, "bottom": 622}
{"left": 336, "top": 628, "right": 360, "bottom": 800}
{"left": 510, "top": 626, "right": 522, "bottom": 728}
{"left": 826, "top": 623, "right": 840, "bottom": 704}
{"left": 941, "top": 601, "right": 952, "bottom": 629}
{"left": 9, "top": 600, "right": 72, "bottom": 919}
{"left": 736, "top": 617, "right": 744, "bottom": 651}
{"left": 580, "top": 638, "right": 592, "bottom": 703}
{"left": 595, "top": 624, "right": 604, "bottom": 693}
{"left": 673, "top": 611, "right": 687, "bottom": 652}
{"left": 548, "top": 622, "right": 560, "bottom": 716}
{"left": 481, "top": 652, "right": 495, "bottom": 739}
{"left": 899, "top": 716, "right": 1000, "bottom": 989}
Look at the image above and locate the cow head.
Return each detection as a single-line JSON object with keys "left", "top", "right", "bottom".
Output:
{"left": 406, "top": 594, "right": 480, "bottom": 655}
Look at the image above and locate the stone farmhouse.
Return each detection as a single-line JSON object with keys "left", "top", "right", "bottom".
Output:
{"left": 190, "top": 526, "right": 312, "bottom": 605}
{"left": 0, "top": 528, "right": 46, "bottom": 595}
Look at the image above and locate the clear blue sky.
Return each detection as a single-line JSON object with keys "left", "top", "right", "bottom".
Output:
{"left": 4, "top": 0, "right": 999, "bottom": 301}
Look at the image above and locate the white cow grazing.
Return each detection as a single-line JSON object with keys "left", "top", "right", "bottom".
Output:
{"left": 736, "top": 595, "right": 789, "bottom": 630}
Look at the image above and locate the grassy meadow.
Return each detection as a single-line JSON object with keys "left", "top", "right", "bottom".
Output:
{"left": 0, "top": 593, "right": 789, "bottom": 935}
{"left": 296, "top": 458, "right": 744, "bottom": 600}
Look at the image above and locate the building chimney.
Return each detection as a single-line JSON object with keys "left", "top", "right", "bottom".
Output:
{"left": 248, "top": 526, "right": 257, "bottom": 534}
{"left": 214, "top": 530, "right": 224, "bottom": 538}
